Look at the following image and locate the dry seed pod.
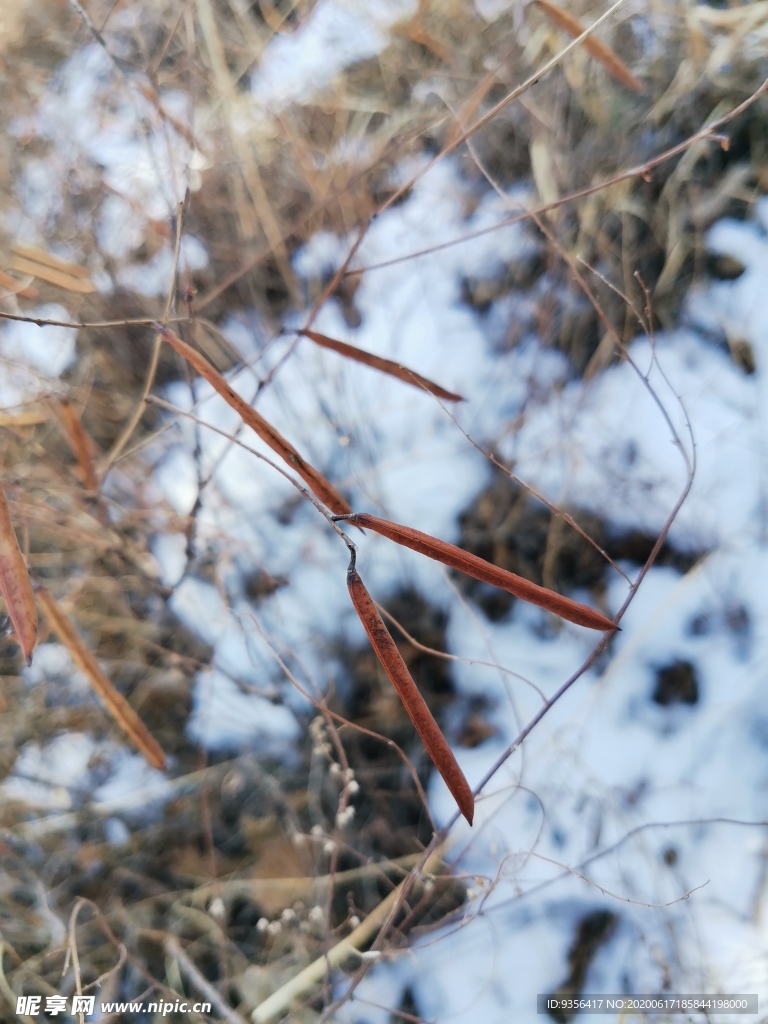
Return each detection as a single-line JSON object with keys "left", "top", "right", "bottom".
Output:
{"left": 36, "top": 587, "right": 167, "bottom": 770}
{"left": 0, "top": 487, "right": 38, "bottom": 665}
{"left": 342, "top": 513, "right": 618, "bottom": 632}
{"left": 155, "top": 324, "right": 351, "bottom": 516}
{"left": 346, "top": 556, "right": 474, "bottom": 825}
{"left": 300, "top": 330, "right": 464, "bottom": 402}
{"left": 54, "top": 397, "right": 99, "bottom": 492}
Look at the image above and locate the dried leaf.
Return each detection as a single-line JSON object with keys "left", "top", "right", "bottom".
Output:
{"left": 347, "top": 557, "right": 474, "bottom": 825}
{"left": 0, "top": 268, "right": 37, "bottom": 299}
{"left": 393, "top": 20, "right": 452, "bottom": 64}
{"left": 10, "top": 256, "right": 96, "bottom": 294}
{"left": 0, "top": 487, "right": 38, "bottom": 664}
{"left": 344, "top": 513, "right": 618, "bottom": 632}
{"left": 445, "top": 71, "right": 497, "bottom": 148}
{"left": 0, "top": 408, "right": 46, "bottom": 427}
{"left": 36, "top": 587, "right": 167, "bottom": 770}
{"left": 54, "top": 397, "right": 99, "bottom": 492}
{"left": 530, "top": 136, "right": 560, "bottom": 208}
{"left": 155, "top": 325, "right": 351, "bottom": 515}
{"left": 11, "top": 243, "right": 92, "bottom": 279}
{"left": 534, "top": 0, "right": 644, "bottom": 93}
{"left": 300, "top": 330, "right": 464, "bottom": 402}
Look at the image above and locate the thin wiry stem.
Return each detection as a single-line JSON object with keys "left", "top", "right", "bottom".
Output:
{"left": 344, "top": 77, "right": 768, "bottom": 279}
{"left": 101, "top": 198, "right": 188, "bottom": 474}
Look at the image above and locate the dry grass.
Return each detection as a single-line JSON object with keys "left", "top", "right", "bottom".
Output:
{"left": 0, "top": 0, "right": 767, "bottom": 1020}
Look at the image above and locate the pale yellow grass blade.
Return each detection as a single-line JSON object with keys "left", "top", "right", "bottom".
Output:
{"left": 11, "top": 243, "right": 92, "bottom": 279}
{"left": 10, "top": 257, "right": 95, "bottom": 294}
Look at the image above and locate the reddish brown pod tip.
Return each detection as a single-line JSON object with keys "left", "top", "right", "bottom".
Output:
{"left": 346, "top": 556, "right": 474, "bottom": 825}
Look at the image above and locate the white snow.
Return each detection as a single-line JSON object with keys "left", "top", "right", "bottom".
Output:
{"left": 186, "top": 668, "right": 300, "bottom": 753}
{"left": 146, "top": 154, "right": 768, "bottom": 1021}
{"left": 0, "top": 304, "right": 77, "bottom": 406}
{"left": 250, "top": 0, "right": 418, "bottom": 110}
{"left": 330, "top": 189, "right": 768, "bottom": 1023}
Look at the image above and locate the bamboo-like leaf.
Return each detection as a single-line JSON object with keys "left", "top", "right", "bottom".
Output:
{"left": 12, "top": 243, "right": 93, "bottom": 280}
{"left": 10, "top": 256, "right": 96, "bottom": 294}
{"left": 0, "top": 409, "right": 46, "bottom": 427}
{"left": 534, "top": 0, "right": 644, "bottom": 93}
{"left": 36, "top": 587, "right": 167, "bottom": 770}
{"left": 0, "top": 487, "right": 38, "bottom": 665}
{"left": 300, "top": 330, "right": 464, "bottom": 402}
{"left": 54, "top": 397, "right": 99, "bottom": 492}
{"left": 346, "top": 557, "right": 474, "bottom": 825}
{"left": 343, "top": 513, "right": 618, "bottom": 632}
{"left": 155, "top": 325, "right": 351, "bottom": 516}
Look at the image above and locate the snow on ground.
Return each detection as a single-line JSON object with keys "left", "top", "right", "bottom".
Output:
{"left": 328, "top": 189, "right": 768, "bottom": 1024}
{"left": 250, "top": 0, "right": 417, "bottom": 110}
{"left": 1, "top": 644, "right": 172, "bottom": 814}
{"left": 0, "top": 304, "right": 77, "bottom": 405}
{"left": 5, "top": 40, "right": 207, "bottom": 287}
{"left": 148, "top": 165, "right": 768, "bottom": 1022}
{"left": 3, "top": 5, "right": 768, "bottom": 1022}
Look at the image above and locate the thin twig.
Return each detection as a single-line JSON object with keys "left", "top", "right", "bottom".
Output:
{"left": 62, "top": 900, "right": 87, "bottom": 1024}
{"left": 145, "top": 395, "right": 356, "bottom": 557}
{"left": 101, "top": 199, "right": 187, "bottom": 473}
{"left": 251, "top": 844, "right": 452, "bottom": 1024}
{"left": 376, "top": 601, "right": 547, "bottom": 703}
{"left": 346, "top": 78, "right": 768, "bottom": 278}
{"left": 165, "top": 936, "right": 248, "bottom": 1024}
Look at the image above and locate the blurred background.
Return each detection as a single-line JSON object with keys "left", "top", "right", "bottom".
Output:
{"left": 1, "top": 1, "right": 767, "bottom": 1021}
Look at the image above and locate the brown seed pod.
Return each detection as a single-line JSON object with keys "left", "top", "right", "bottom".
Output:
{"left": 342, "top": 513, "right": 618, "bottom": 632}
{"left": 346, "top": 556, "right": 474, "bottom": 825}
{"left": 300, "top": 329, "right": 464, "bottom": 402}
{"left": 54, "top": 397, "right": 99, "bottom": 492}
{"left": 0, "top": 486, "right": 38, "bottom": 665}
{"left": 36, "top": 587, "right": 167, "bottom": 770}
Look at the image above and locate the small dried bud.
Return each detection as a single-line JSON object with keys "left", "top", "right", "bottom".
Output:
{"left": 336, "top": 805, "right": 355, "bottom": 829}
{"left": 308, "top": 905, "right": 325, "bottom": 925}
{"left": 208, "top": 897, "right": 226, "bottom": 921}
